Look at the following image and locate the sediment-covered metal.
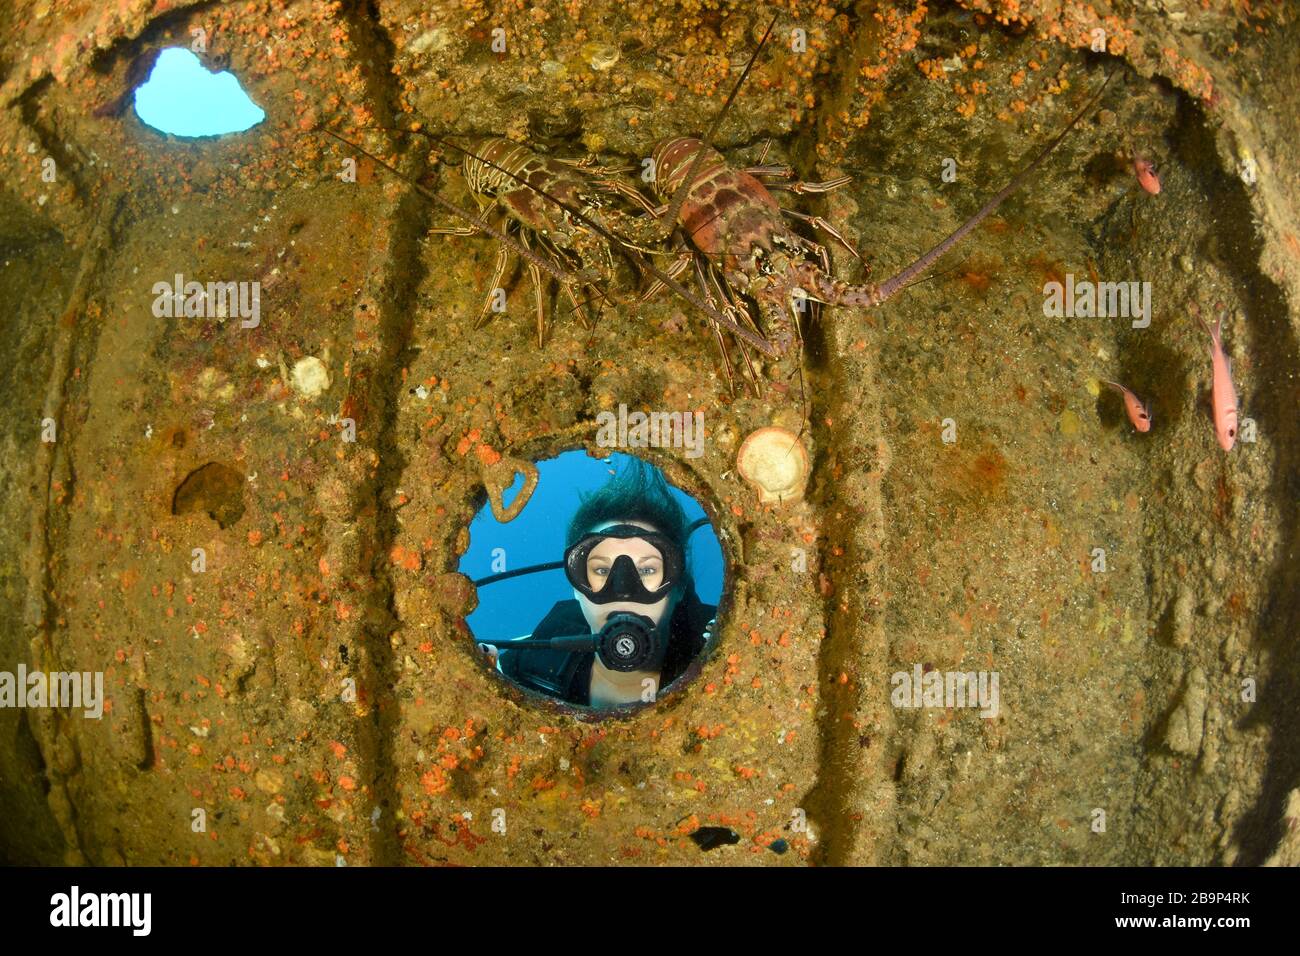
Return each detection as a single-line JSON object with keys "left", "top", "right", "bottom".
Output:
{"left": 1, "top": 0, "right": 1298, "bottom": 867}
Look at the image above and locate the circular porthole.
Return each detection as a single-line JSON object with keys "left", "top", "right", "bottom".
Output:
{"left": 458, "top": 450, "right": 724, "bottom": 713}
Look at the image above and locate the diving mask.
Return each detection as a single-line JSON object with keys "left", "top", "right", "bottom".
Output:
{"left": 564, "top": 523, "right": 685, "bottom": 605}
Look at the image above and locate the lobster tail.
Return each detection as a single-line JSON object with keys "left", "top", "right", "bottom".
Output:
{"left": 822, "top": 276, "right": 885, "bottom": 308}
{"left": 795, "top": 262, "right": 884, "bottom": 309}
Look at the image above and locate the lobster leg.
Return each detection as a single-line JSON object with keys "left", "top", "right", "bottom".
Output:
{"left": 529, "top": 262, "right": 547, "bottom": 346}
{"left": 641, "top": 251, "right": 694, "bottom": 302}
{"left": 519, "top": 231, "right": 548, "bottom": 347}
{"left": 429, "top": 223, "right": 479, "bottom": 237}
{"left": 697, "top": 257, "right": 766, "bottom": 397}
{"left": 533, "top": 232, "right": 594, "bottom": 330}
{"left": 768, "top": 175, "right": 853, "bottom": 195}
{"left": 797, "top": 236, "right": 833, "bottom": 331}
{"left": 691, "top": 256, "right": 741, "bottom": 396}
{"left": 743, "top": 158, "right": 852, "bottom": 194}
{"left": 781, "top": 207, "right": 864, "bottom": 263}
{"left": 716, "top": 283, "right": 765, "bottom": 398}
{"left": 560, "top": 279, "right": 592, "bottom": 330}
{"left": 745, "top": 163, "right": 794, "bottom": 178}
{"left": 473, "top": 243, "right": 513, "bottom": 330}
{"left": 554, "top": 156, "right": 636, "bottom": 174}
{"left": 599, "top": 237, "right": 618, "bottom": 291}
{"left": 593, "top": 176, "right": 661, "bottom": 215}
{"left": 806, "top": 239, "right": 832, "bottom": 285}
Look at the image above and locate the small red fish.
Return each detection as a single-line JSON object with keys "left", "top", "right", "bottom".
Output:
{"left": 1133, "top": 154, "right": 1161, "bottom": 195}
{"left": 1198, "top": 312, "right": 1239, "bottom": 451}
{"left": 1102, "top": 380, "right": 1152, "bottom": 433}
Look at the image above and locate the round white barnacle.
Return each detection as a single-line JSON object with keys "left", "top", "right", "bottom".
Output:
{"left": 291, "top": 356, "right": 331, "bottom": 399}
{"left": 736, "top": 426, "right": 810, "bottom": 505}
{"left": 584, "top": 43, "right": 620, "bottom": 71}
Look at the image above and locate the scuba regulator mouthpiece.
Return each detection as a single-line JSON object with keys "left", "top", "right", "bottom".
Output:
{"left": 593, "top": 612, "right": 658, "bottom": 672}
{"left": 484, "top": 611, "right": 663, "bottom": 673}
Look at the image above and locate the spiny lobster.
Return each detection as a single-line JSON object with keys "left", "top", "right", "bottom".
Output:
{"left": 640, "top": 76, "right": 1111, "bottom": 370}
{"left": 316, "top": 129, "right": 777, "bottom": 358}
{"left": 424, "top": 137, "right": 660, "bottom": 344}
{"left": 641, "top": 134, "right": 856, "bottom": 372}
{"left": 620, "top": 10, "right": 1114, "bottom": 381}
{"left": 321, "top": 14, "right": 1112, "bottom": 397}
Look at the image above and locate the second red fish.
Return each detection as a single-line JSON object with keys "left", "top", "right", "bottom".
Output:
{"left": 1103, "top": 380, "right": 1152, "bottom": 433}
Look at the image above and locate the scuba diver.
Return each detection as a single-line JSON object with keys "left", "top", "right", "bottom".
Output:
{"left": 478, "top": 460, "right": 717, "bottom": 708}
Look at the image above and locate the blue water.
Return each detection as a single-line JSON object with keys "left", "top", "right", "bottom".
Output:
{"left": 134, "top": 48, "right": 265, "bottom": 137}
{"left": 459, "top": 451, "right": 724, "bottom": 644}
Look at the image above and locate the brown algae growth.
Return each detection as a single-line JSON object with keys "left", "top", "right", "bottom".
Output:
{"left": 0, "top": 1, "right": 1297, "bottom": 873}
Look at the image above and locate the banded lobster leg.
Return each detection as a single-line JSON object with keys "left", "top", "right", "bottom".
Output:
{"left": 518, "top": 231, "right": 549, "bottom": 347}
{"left": 780, "top": 206, "right": 864, "bottom": 265}
{"left": 693, "top": 256, "right": 764, "bottom": 398}
{"left": 638, "top": 250, "right": 694, "bottom": 306}
{"left": 428, "top": 207, "right": 520, "bottom": 332}
{"left": 428, "top": 191, "right": 596, "bottom": 343}
{"left": 530, "top": 230, "right": 601, "bottom": 331}
{"left": 514, "top": 230, "right": 609, "bottom": 346}
{"left": 752, "top": 167, "right": 865, "bottom": 265}
{"left": 789, "top": 233, "right": 834, "bottom": 338}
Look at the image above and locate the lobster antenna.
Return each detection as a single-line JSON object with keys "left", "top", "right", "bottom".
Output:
{"left": 892, "top": 260, "right": 969, "bottom": 297}
{"left": 792, "top": 352, "right": 810, "bottom": 444}
{"left": 872, "top": 69, "right": 1116, "bottom": 305}
{"left": 375, "top": 126, "right": 780, "bottom": 356}
{"left": 655, "top": 12, "right": 780, "bottom": 237}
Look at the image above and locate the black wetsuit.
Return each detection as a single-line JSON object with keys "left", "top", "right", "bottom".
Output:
{"left": 496, "top": 584, "right": 717, "bottom": 706}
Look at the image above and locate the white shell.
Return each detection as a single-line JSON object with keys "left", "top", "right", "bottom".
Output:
{"left": 586, "top": 44, "right": 620, "bottom": 71}
{"left": 291, "top": 356, "right": 331, "bottom": 399}
{"left": 736, "top": 426, "right": 810, "bottom": 504}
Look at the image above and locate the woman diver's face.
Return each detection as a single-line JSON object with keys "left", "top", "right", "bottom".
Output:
{"left": 575, "top": 520, "right": 675, "bottom": 632}
{"left": 585, "top": 533, "right": 665, "bottom": 594}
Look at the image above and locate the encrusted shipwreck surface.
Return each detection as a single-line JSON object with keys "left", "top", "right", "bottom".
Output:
{"left": 1, "top": 0, "right": 1298, "bottom": 866}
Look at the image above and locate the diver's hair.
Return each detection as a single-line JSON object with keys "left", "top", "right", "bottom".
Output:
{"left": 566, "top": 458, "right": 694, "bottom": 580}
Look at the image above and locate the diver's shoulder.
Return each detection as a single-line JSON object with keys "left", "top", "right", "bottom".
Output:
{"left": 531, "top": 598, "right": 586, "bottom": 637}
